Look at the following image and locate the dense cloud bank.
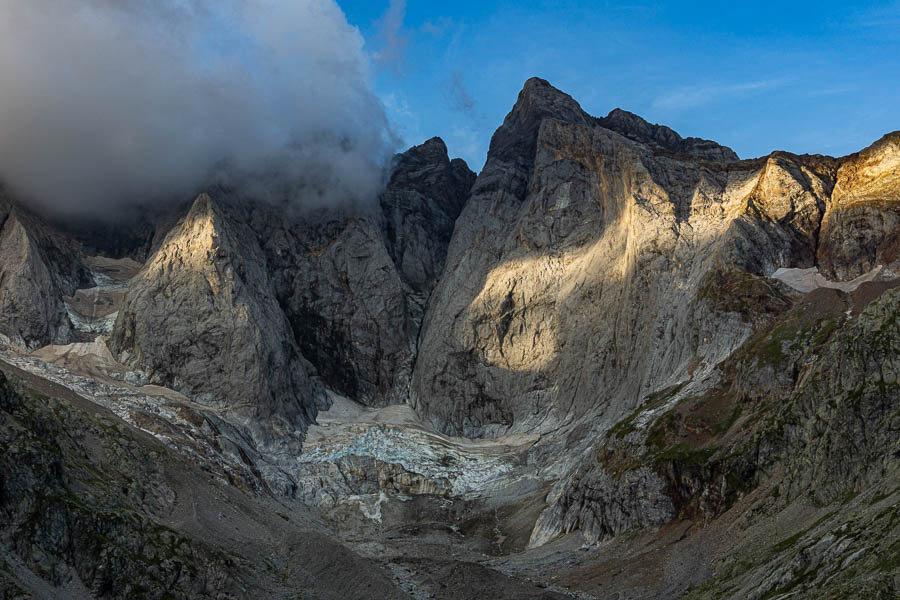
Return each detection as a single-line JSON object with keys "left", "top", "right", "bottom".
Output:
{"left": 0, "top": 0, "right": 397, "bottom": 213}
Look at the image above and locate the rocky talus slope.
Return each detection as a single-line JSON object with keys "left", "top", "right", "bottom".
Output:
{"left": 0, "top": 362, "right": 409, "bottom": 599}
{"left": 0, "top": 78, "right": 897, "bottom": 599}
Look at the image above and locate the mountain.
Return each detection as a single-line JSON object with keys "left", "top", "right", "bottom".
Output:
{"left": 0, "top": 188, "right": 93, "bottom": 350}
{"left": 0, "top": 78, "right": 897, "bottom": 599}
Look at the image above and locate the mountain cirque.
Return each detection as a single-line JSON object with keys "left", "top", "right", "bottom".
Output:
{"left": 0, "top": 78, "right": 897, "bottom": 599}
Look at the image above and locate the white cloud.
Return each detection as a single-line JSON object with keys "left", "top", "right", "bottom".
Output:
{"left": 0, "top": 0, "right": 398, "bottom": 213}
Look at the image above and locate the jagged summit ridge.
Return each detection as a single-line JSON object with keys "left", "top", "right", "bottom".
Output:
{"left": 599, "top": 107, "right": 740, "bottom": 161}
{"left": 494, "top": 77, "right": 740, "bottom": 164}
{"left": 0, "top": 77, "right": 897, "bottom": 600}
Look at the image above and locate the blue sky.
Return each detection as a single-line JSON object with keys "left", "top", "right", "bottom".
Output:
{"left": 338, "top": 1, "right": 900, "bottom": 171}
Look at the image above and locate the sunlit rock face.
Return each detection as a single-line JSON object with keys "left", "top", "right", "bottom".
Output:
{"left": 818, "top": 132, "right": 900, "bottom": 279}
{"left": 410, "top": 78, "right": 838, "bottom": 438}
{"left": 109, "top": 194, "right": 326, "bottom": 444}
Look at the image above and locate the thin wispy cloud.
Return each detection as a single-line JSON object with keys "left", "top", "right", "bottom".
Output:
{"left": 422, "top": 17, "right": 455, "bottom": 38}
{"left": 373, "top": 0, "right": 408, "bottom": 69}
{"left": 445, "top": 71, "right": 476, "bottom": 116}
{"left": 653, "top": 79, "right": 786, "bottom": 110}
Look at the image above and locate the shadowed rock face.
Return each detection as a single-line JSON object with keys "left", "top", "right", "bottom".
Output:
{"left": 264, "top": 138, "right": 474, "bottom": 408}
{"left": 381, "top": 137, "right": 476, "bottom": 296}
{"left": 598, "top": 106, "right": 740, "bottom": 162}
{"left": 257, "top": 140, "right": 474, "bottom": 408}
{"left": 107, "top": 138, "right": 474, "bottom": 445}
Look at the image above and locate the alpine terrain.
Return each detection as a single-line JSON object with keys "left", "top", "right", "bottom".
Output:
{"left": 1, "top": 78, "right": 898, "bottom": 599}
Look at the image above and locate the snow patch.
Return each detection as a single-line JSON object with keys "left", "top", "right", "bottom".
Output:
{"left": 65, "top": 303, "right": 117, "bottom": 335}
{"left": 770, "top": 265, "right": 883, "bottom": 294}
{"left": 350, "top": 491, "right": 389, "bottom": 523}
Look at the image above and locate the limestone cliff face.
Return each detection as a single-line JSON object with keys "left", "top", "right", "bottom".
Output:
{"left": 260, "top": 138, "right": 473, "bottom": 407}
{"left": 818, "top": 131, "right": 900, "bottom": 279}
{"left": 380, "top": 137, "right": 476, "bottom": 296}
{"left": 0, "top": 191, "right": 92, "bottom": 350}
{"left": 410, "top": 78, "right": 835, "bottom": 438}
{"left": 109, "top": 194, "right": 326, "bottom": 442}
{"left": 110, "top": 138, "right": 474, "bottom": 439}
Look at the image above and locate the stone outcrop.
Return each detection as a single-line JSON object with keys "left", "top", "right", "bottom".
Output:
{"left": 0, "top": 190, "right": 92, "bottom": 350}
{"left": 818, "top": 131, "right": 900, "bottom": 279}
{"left": 109, "top": 193, "right": 326, "bottom": 443}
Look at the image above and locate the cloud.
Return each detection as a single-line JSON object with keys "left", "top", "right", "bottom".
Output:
{"left": 373, "top": 0, "right": 408, "bottom": 69}
{"left": 422, "top": 17, "right": 455, "bottom": 38}
{"left": 653, "top": 79, "right": 785, "bottom": 110}
{"left": 445, "top": 71, "right": 476, "bottom": 116}
{"left": 0, "top": 0, "right": 398, "bottom": 214}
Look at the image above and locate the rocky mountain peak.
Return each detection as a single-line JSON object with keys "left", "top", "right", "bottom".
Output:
{"left": 510, "top": 77, "right": 591, "bottom": 124}
{"left": 110, "top": 192, "right": 326, "bottom": 442}
{"left": 833, "top": 130, "right": 900, "bottom": 205}
{"left": 413, "top": 136, "right": 449, "bottom": 157}
{"left": 818, "top": 130, "right": 900, "bottom": 279}
{"left": 0, "top": 192, "right": 92, "bottom": 350}
{"left": 599, "top": 107, "right": 740, "bottom": 161}
{"left": 485, "top": 78, "right": 593, "bottom": 165}
{"left": 165, "top": 193, "right": 223, "bottom": 263}
{"left": 387, "top": 137, "right": 454, "bottom": 187}
{"left": 380, "top": 138, "right": 475, "bottom": 296}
